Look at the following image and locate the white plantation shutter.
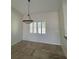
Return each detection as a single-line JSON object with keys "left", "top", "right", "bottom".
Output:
{"left": 38, "top": 22, "right": 41, "bottom": 34}
{"left": 30, "top": 21, "right": 46, "bottom": 34}
{"left": 42, "top": 22, "right": 46, "bottom": 34}
{"left": 33, "top": 22, "right": 37, "bottom": 33}
{"left": 30, "top": 23, "right": 33, "bottom": 33}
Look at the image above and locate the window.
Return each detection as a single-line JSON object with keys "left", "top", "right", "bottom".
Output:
{"left": 42, "top": 22, "right": 46, "bottom": 34}
{"left": 30, "top": 21, "right": 46, "bottom": 34}
{"left": 38, "top": 22, "right": 41, "bottom": 34}
{"left": 30, "top": 23, "right": 33, "bottom": 33}
{"left": 33, "top": 22, "right": 37, "bottom": 33}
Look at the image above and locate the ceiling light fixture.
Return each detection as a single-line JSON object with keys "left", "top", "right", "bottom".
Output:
{"left": 23, "top": 0, "right": 33, "bottom": 24}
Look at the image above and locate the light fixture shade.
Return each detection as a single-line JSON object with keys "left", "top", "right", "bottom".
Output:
{"left": 23, "top": 14, "right": 33, "bottom": 24}
{"left": 23, "top": 20, "right": 33, "bottom": 24}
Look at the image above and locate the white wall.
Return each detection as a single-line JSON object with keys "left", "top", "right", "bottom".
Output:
{"left": 63, "top": 0, "right": 67, "bottom": 34}
{"left": 11, "top": 9, "right": 23, "bottom": 45}
{"left": 23, "top": 12, "right": 61, "bottom": 45}
{"left": 58, "top": 0, "right": 67, "bottom": 56}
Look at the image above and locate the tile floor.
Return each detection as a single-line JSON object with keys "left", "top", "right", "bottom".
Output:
{"left": 11, "top": 40, "right": 66, "bottom": 59}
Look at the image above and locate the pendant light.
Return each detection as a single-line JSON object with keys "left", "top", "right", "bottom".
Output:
{"left": 23, "top": 0, "right": 33, "bottom": 24}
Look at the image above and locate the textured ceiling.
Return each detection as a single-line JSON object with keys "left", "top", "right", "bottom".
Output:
{"left": 12, "top": 0, "right": 62, "bottom": 15}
